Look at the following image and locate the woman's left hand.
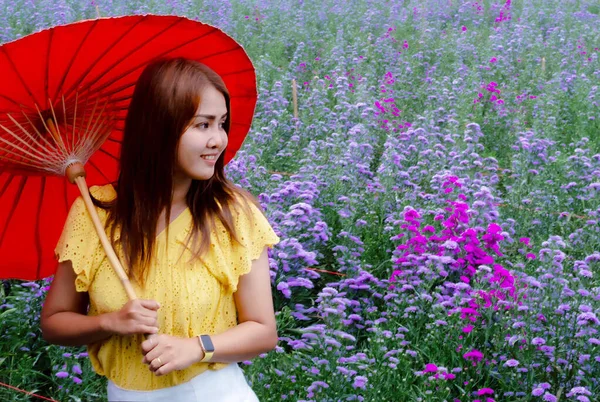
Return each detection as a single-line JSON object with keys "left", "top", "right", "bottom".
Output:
{"left": 141, "top": 334, "right": 204, "bottom": 376}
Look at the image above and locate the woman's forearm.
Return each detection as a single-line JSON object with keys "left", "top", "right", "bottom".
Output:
{"left": 41, "top": 312, "right": 115, "bottom": 347}
{"left": 202, "top": 321, "right": 278, "bottom": 364}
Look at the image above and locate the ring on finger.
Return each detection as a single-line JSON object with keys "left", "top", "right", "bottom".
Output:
{"left": 154, "top": 357, "right": 162, "bottom": 367}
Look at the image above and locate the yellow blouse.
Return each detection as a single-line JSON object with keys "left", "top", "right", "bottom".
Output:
{"left": 54, "top": 184, "right": 280, "bottom": 391}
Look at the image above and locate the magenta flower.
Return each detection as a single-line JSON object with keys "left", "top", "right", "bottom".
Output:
{"left": 424, "top": 363, "right": 438, "bottom": 373}
{"left": 489, "top": 57, "right": 497, "bottom": 63}
{"left": 518, "top": 237, "right": 531, "bottom": 246}
{"left": 463, "top": 349, "right": 484, "bottom": 363}
{"left": 478, "top": 388, "right": 494, "bottom": 395}
{"left": 461, "top": 25, "right": 467, "bottom": 32}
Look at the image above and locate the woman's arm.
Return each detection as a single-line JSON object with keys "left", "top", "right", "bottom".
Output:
{"left": 207, "top": 246, "right": 279, "bottom": 362}
{"left": 40, "top": 261, "right": 160, "bottom": 347}
{"left": 40, "top": 260, "right": 114, "bottom": 346}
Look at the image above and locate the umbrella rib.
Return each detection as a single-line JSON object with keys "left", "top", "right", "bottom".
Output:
{"left": 17, "top": 110, "right": 67, "bottom": 165}
{"left": 197, "top": 45, "right": 242, "bottom": 63}
{"left": 0, "top": 124, "right": 55, "bottom": 164}
{"left": 44, "top": 29, "right": 54, "bottom": 109}
{"left": 0, "top": 147, "right": 47, "bottom": 167}
{"left": 69, "top": 24, "right": 222, "bottom": 98}
{"left": 87, "top": 159, "right": 112, "bottom": 183}
{"left": 0, "top": 47, "right": 39, "bottom": 106}
{"left": 62, "top": 16, "right": 185, "bottom": 99}
{"left": 0, "top": 95, "right": 33, "bottom": 111}
{"left": 0, "top": 173, "right": 15, "bottom": 199}
{"left": 96, "top": 147, "right": 120, "bottom": 162}
{"left": 63, "top": 177, "right": 69, "bottom": 216}
{"left": 220, "top": 67, "right": 255, "bottom": 78}
{"left": 0, "top": 176, "right": 26, "bottom": 250}
{"left": 81, "top": 98, "right": 110, "bottom": 149}
{"left": 51, "top": 19, "right": 100, "bottom": 103}
{"left": 35, "top": 177, "right": 45, "bottom": 279}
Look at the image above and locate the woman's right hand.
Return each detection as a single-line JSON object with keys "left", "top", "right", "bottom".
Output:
{"left": 102, "top": 299, "right": 160, "bottom": 336}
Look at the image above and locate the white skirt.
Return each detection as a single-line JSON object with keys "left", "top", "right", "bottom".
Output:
{"left": 107, "top": 363, "right": 260, "bottom": 402}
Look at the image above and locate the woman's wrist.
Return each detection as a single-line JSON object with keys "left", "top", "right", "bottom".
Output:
{"left": 98, "top": 312, "right": 116, "bottom": 335}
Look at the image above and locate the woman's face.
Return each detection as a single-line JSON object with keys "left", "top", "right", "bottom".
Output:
{"left": 175, "top": 85, "right": 228, "bottom": 181}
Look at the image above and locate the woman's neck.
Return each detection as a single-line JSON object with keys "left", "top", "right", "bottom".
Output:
{"left": 171, "top": 173, "right": 192, "bottom": 209}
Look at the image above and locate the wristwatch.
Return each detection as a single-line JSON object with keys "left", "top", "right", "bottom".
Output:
{"left": 198, "top": 334, "right": 215, "bottom": 363}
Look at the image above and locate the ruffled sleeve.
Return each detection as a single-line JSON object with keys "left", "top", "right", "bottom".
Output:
{"left": 212, "top": 197, "right": 280, "bottom": 294}
{"left": 54, "top": 186, "right": 112, "bottom": 292}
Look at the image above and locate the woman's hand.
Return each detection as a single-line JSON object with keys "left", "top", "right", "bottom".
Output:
{"left": 101, "top": 299, "right": 160, "bottom": 336}
{"left": 141, "top": 334, "right": 204, "bottom": 376}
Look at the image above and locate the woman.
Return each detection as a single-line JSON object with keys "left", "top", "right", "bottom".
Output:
{"left": 40, "top": 58, "right": 280, "bottom": 401}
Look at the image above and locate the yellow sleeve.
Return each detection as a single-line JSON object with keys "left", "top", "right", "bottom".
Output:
{"left": 225, "top": 199, "right": 280, "bottom": 293}
{"left": 54, "top": 195, "right": 103, "bottom": 293}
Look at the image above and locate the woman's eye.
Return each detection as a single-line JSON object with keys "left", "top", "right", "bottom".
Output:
{"left": 196, "top": 122, "right": 209, "bottom": 129}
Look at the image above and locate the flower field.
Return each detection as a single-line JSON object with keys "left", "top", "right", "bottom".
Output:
{"left": 0, "top": 0, "right": 599, "bottom": 401}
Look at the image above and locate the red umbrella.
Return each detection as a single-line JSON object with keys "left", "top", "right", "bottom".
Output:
{"left": 0, "top": 15, "right": 258, "bottom": 293}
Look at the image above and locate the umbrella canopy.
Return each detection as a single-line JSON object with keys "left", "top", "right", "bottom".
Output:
{"left": 0, "top": 15, "right": 258, "bottom": 281}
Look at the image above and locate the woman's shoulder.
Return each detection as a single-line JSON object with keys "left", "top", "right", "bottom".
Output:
{"left": 89, "top": 183, "right": 117, "bottom": 202}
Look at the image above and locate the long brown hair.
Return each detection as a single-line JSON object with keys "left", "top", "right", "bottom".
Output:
{"left": 92, "top": 58, "right": 261, "bottom": 287}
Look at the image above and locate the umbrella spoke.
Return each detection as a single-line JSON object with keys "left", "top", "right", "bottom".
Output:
{"left": 0, "top": 124, "right": 56, "bottom": 165}
{"left": 0, "top": 47, "right": 39, "bottom": 106}
{"left": 0, "top": 176, "right": 26, "bottom": 249}
{"left": 34, "top": 176, "right": 46, "bottom": 278}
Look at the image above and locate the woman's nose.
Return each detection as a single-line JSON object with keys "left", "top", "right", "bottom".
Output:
{"left": 208, "top": 128, "right": 225, "bottom": 149}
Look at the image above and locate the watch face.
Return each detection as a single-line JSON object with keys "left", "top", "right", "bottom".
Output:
{"left": 201, "top": 335, "right": 215, "bottom": 352}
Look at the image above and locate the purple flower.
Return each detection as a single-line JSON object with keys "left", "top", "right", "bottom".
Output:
{"left": 504, "top": 359, "right": 519, "bottom": 367}
{"left": 532, "top": 337, "right": 546, "bottom": 346}
{"left": 353, "top": 376, "right": 368, "bottom": 389}
{"left": 72, "top": 364, "right": 82, "bottom": 375}
{"left": 55, "top": 371, "right": 69, "bottom": 378}
{"left": 532, "top": 388, "right": 544, "bottom": 396}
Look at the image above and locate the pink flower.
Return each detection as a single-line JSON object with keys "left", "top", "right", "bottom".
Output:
{"left": 489, "top": 57, "right": 498, "bottom": 63}
{"left": 478, "top": 388, "right": 494, "bottom": 395}
{"left": 526, "top": 253, "right": 536, "bottom": 260}
{"left": 463, "top": 349, "right": 484, "bottom": 363}
{"left": 462, "top": 325, "right": 474, "bottom": 333}
{"left": 519, "top": 237, "right": 531, "bottom": 246}
{"left": 424, "top": 363, "right": 438, "bottom": 373}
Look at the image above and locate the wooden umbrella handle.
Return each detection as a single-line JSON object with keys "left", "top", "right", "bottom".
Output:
{"left": 72, "top": 175, "right": 138, "bottom": 301}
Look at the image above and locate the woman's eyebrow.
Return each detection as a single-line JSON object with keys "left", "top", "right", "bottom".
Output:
{"left": 194, "top": 113, "right": 228, "bottom": 120}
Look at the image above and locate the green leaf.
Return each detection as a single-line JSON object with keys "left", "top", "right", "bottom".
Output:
{"left": 0, "top": 308, "right": 16, "bottom": 318}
